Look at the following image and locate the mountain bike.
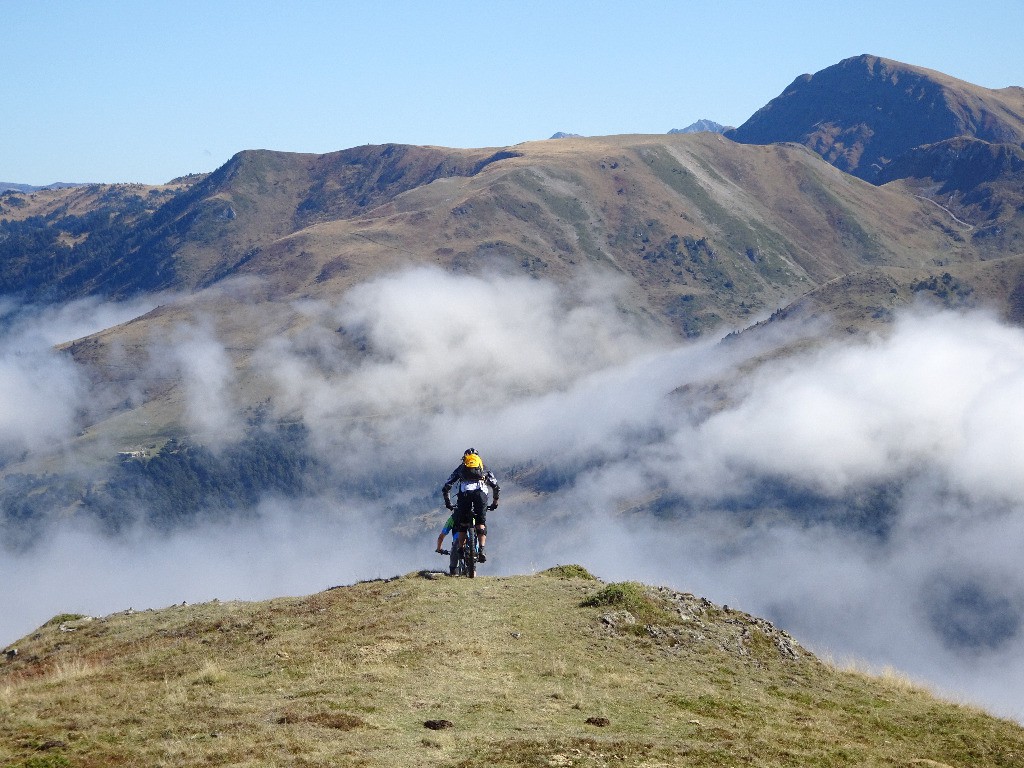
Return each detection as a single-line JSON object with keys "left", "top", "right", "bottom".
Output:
{"left": 437, "top": 518, "right": 479, "bottom": 578}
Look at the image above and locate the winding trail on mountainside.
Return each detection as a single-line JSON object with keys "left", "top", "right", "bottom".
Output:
{"left": 913, "top": 195, "right": 974, "bottom": 230}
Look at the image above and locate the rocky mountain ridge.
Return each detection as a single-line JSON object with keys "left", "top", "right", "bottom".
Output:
{"left": 669, "top": 119, "right": 731, "bottom": 134}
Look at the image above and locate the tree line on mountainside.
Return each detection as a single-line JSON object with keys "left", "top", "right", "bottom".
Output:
{"left": 0, "top": 187, "right": 186, "bottom": 301}
{"left": 1, "top": 412, "right": 908, "bottom": 555}
{"left": 0, "top": 424, "right": 321, "bottom": 551}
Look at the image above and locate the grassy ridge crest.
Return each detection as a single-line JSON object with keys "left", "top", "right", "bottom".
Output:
{"left": 2, "top": 569, "right": 1022, "bottom": 767}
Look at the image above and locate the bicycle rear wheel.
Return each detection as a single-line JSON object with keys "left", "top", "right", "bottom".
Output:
{"left": 454, "top": 537, "right": 467, "bottom": 576}
{"left": 466, "top": 528, "right": 477, "bottom": 578}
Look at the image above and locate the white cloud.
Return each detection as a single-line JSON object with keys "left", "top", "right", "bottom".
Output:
{"left": 670, "top": 308, "right": 1024, "bottom": 505}
{"left": 163, "top": 320, "right": 243, "bottom": 447}
{"left": 255, "top": 266, "right": 674, "bottom": 469}
{"left": 0, "top": 295, "right": 158, "bottom": 456}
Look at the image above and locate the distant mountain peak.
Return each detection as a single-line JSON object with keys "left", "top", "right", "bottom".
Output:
{"left": 669, "top": 119, "right": 731, "bottom": 135}
{"left": 550, "top": 132, "right": 584, "bottom": 139}
{"left": 726, "top": 54, "right": 1024, "bottom": 182}
{"left": 0, "top": 181, "right": 83, "bottom": 193}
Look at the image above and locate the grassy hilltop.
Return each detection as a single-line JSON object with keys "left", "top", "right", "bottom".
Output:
{"left": 2, "top": 567, "right": 1022, "bottom": 767}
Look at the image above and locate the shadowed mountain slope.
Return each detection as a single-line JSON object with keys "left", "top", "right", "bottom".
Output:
{"left": 727, "top": 54, "right": 1024, "bottom": 183}
{"left": 878, "top": 137, "right": 1024, "bottom": 252}
{"left": 3, "top": 568, "right": 1023, "bottom": 767}
{"left": 0, "top": 145, "right": 515, "bottom": 301}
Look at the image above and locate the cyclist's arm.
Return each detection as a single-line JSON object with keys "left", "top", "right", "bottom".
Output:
{"left": 486, "top": 472, "right": 500, "bottom": 502}
{"left": 442, "top": 469, "right": 459, "bottom": 508}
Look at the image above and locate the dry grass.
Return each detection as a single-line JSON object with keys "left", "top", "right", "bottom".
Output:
{"left": 840, "top": 658, "right": 936, "bottom": 694}
{"left": 191, "top": 660, "right": 228, "bottom": 686}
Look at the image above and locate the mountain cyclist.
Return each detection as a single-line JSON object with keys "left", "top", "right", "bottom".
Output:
{"left": 442, "top": 448, "right": 500, "bottom": 564}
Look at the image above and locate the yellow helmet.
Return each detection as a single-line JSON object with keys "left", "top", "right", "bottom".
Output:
{"left": 463, "top": 452, "right": 483, "bottom": 469}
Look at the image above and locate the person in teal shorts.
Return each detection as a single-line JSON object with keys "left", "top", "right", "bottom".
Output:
{"left": 435, "top": 513, "right": 460, "bottom": 575}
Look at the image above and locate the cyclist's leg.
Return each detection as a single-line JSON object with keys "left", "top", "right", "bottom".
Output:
{"left": 455, "top": 493, "right": 474, "bottom": 530}
{"left": 471, "top": 491, "right": 488, "bottom": 560}
{"left": 453, "top": 493, "right": 473, "bottom": 571}
{"left": 473, "top": 491, "right": 487, "bottom": 547}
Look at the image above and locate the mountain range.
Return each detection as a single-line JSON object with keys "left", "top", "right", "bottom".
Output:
{"left": 0, "top": 56, "right": 1019, "bottom": 463}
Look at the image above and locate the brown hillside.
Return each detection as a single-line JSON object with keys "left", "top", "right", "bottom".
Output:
{"left": 149, "top": 133, "right": 982, "bottom": 333}
{"left": 156, "top": 144, "right": 517, "bottom": 288}
{"left": 0, "top": 181, "right": 192, "bottom": 224}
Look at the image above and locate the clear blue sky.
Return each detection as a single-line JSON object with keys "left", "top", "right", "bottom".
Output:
{"left": 4, "top": 0, "right": 1023, "bottom": 185}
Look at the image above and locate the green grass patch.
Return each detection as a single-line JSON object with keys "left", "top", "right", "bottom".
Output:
{"left": 13, "top": 757, "right": 70, "bottom": 768}
{"left": 540, "top": 564, "right": 598, "bottom": 580}
{"left": 580, "top": 581, "right": 682, "bottom": 627}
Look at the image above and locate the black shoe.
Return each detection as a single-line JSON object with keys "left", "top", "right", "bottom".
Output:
{"left": 478, "top": 548, "right": 486, "bottom": 563}
{"left": 449, "top": 568, "right": 457, "bottom": 576}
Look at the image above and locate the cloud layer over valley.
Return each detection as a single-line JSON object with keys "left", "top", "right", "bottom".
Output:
{"left": 3, "top": 269, "right": 1024, "bottom": 721}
